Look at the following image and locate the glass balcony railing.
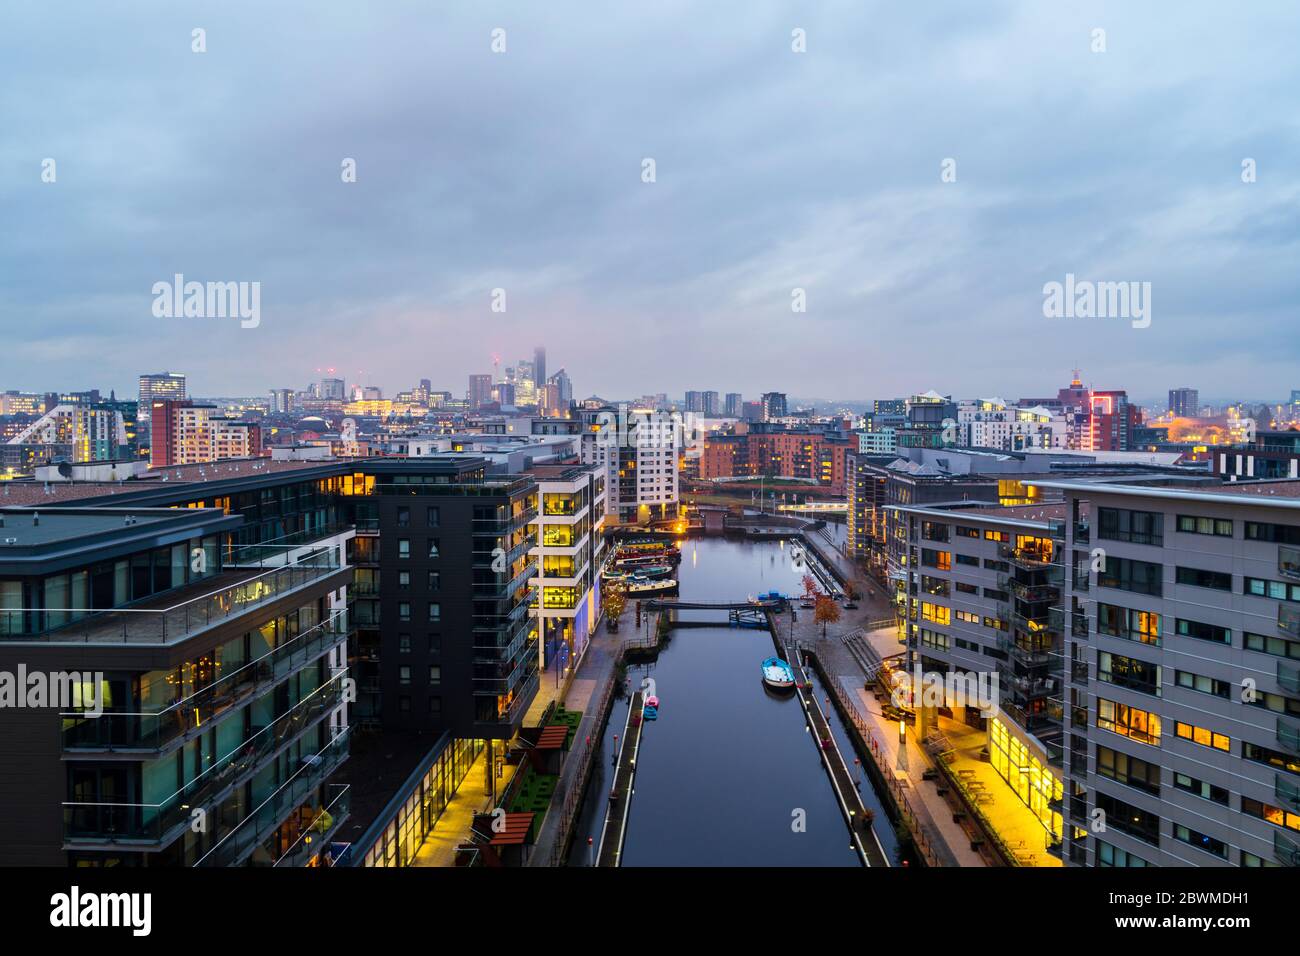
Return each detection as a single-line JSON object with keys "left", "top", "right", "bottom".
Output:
{"left": 62, "top": 611, "right": 349, "bottom": 752}
{"left": 1280, "top": 661, "right": 1300, "bottom": 697}
{"left": 1279, "top": 718, "right": 1300, "bottom": 754}
{"left": 64, "top": 676, "right": 347, "bottom": 846}
{"left": 1276, "top": 773, "right": 1300, "bottom": 813}
{"left": 196, "top": 729, "right": 350, "bottom": 867}
{"left": 4, "top": 547, "right": 343, "bottom": 644}
{"left": 1275, "top": 829, "right": 1300, "bottom": 867}
{"left": 271, "top": 784, "right": 351, "bottom": 867}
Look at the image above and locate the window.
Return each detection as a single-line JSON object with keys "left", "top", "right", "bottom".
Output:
{"left": 396, "top": 506, "right": 410, "bottom": 527}
{"left": 955, "top": 582, "right": 977, "bottom": 594}
{"left": 955, "top": 526, "right": 978, "bottom": 539}
{"left": 398, "top": 602, "right": 411, "bottom": 622}
{"left": 1246, "top": 522, "right": 1300, "bottom": 545}
{"left": 398, "top": 570, "right": 410, "bottom": 589}
{"left": 1173, "top": 772, "right": 1229, "bottom": 805}
{"left": 1175, "top": 566, "right": 1232, "bottom": 591}
{"left": 1099, "top": 557, "right": 1163, "bottom": 596}
{"left": 427, "top": 538, "right": 441, "bottom": 559}
{"left": 399, "top": 666, "right": 411, "bottom": 685}
{"left": 427, "top": 506, "right": 440, "bottom": 527}
{"left": 399, "top": 696, "right": 411, "bottom": 713}
{"left": 921, "top": 575, "right": 949, "bottom": 597}
{"left": 1174, "top": 671, "right": 1230, "bottom": 699}
{"left": 428, "top": 664, "right": 442, "bottom": 684}
{"left": 1096, "top": 698, "right": 1161, "bottom": 745}
{"left": 920, "top": 602, "right": 950, "bottom": 625}
{"left": 955, "top": 553, "right": 979, "bottom": 567}
{"left": 1095, "top": 793, "right": 1160, "bottom": 845}
{"left": 398, "top": 634, "right": 411, "bottom": 653}
{"left": 1174, "top": 721, "right": 1229, "bottom": 751}
{"left": 428, "top": 696, "right": 442, "bottom": 714}
{"left": 428, "top": 634, "right": 441, "bottom": 653}
{"left": 984, "top": 530, "right": 1009, "bottom": 543}
{"left": 1242, "top": 797, "right": 1300, "bottom": 833}
{"left": 1175, "top": 618, "right": 1231, "bottom": 645}
{"left": 956, "top": 610, "right": 979, "bottom": 624}
{"left": 1245, "top": 632, "right": 1300, "bottom": 660}
{"left": 1097, "top": 507, "right": 1164, "bottom": 546}
{"left": 983, "top": 559, "right": 1010, "bottom": 573}
{"left": 1177, "top": 514, "right": 1232, "bottom": 537}
{"left": 1174, "top": 824, "right": 1228, "bottom": 859}
{"left": 398, "top": 539, "right": 410, "bottom": 559}
{"left": 1244, "top": 577, "right": 1300, "bottom": 602}
{"left": 1243, "top": 741, "right": 1300, "bottom": 776}
{"left": 921, "top": 521, "right": 949, "bottom": 542}
{"left": 921, "top": 549, "right": 951, "bottom": 571}
{"left": 1097, "top": 652, "right": 1161, "bottom": 696}
{"left": 982, "top": 616, "right": 1008, "bottom": 631}
{"left": 1097, "top": 603, "right": 1161, "bottom": 645}
{"left": 920, "top": 628, "right": 949, "bottom": 651}
{"left": 1097, "top": 840, "right": 1148, "bottom": 867}
{"left": 428, "top": 602, "right": 441, "bottom": 623}
{"left": 428, "top": 571, "right": 440, "bottom": 591}
{"left": 1096, "top": 745, "right": 1160, "bottom": 795}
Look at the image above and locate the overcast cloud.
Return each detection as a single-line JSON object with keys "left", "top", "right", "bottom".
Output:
{"left": 2, "top": 1, "right": 1298, "bottom": 404}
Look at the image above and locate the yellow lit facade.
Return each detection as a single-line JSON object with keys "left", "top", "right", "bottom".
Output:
{"left": 990, "top": 717, "right": 1063, "bottom": 841}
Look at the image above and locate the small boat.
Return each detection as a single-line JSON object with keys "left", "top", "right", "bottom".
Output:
{"left": 626, "top": 577, "right": 678, "bottom": 595}
{"left": 642, "top": 703, "right": 658, "bottom": 720}
{"left": 630, "top": 564, "right": 673, "bottom": 579}
{"left": 601, "top": 568, "right": 630, "bottom": 581}
{"left": 644, "top": 695, "right": 659, "bottom": 708}
{"left": 761, "top": 657, "right": 796, "bottom": 690}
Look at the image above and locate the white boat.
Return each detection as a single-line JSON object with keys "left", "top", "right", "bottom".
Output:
{"left": 626, "top": 577, "right": 678, "bottom": 595}
{"left": 761, "top": 657, "right": 796, "bottom": 690}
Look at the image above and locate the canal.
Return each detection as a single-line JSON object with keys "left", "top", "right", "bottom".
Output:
{"left": 566, "top": 534, "right": 901, "bottom": 867}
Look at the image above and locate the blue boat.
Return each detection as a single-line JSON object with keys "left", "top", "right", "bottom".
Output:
{"left": 761, "top": 656, "right": 796, "bottom": 690}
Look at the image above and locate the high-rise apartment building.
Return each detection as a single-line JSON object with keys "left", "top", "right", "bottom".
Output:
{"left": 270, "top": 388, "right": 296, "bottom": 414}
{"left": 469, "top": 374, "right": 494, "bottom": 410}
{"left": 137, "top": 372, "right": 186, "bottom": 453}
{"left": 1169, "top": 387, "right": 1200, "bottom": 418}
{"left": 724, "top": 393, "right": 743, "bottom": 418}
{"left": 533, "top": 347, "right": 546, "bottom": 390}
{"left": 760, "top": 392, "right": 788, "bottom": 421}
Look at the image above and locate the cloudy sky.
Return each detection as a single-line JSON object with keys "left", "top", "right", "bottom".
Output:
{"left": 3, "top": 1, "right": 1298, "bottom": 405}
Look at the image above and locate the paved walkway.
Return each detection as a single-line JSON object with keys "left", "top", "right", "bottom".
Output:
{"left": 410, "top": 746, "right": 518, "bottom": 867}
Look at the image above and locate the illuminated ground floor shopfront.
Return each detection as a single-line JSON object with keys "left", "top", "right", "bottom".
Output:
{"left": 357, "top": 735, "right": 485, "bottom": 867}
{"left": 989, "top": 717, "right": 1063, "bottom": 843}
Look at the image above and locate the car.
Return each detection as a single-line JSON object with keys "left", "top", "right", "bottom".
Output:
{"left": 842, "top": 601, "right": 858, "bottom": 609}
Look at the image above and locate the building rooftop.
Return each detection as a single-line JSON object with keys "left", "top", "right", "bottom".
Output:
{"left": 1028, "top": 478, "right": 1300, "bottom": 508}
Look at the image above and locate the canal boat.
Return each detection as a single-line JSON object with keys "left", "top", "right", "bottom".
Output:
{"left": 760, "top": 656, "right": 796, "bottom": 690}
{"left": 642, "top": 695, "right": 660, "bottom": 720}
{"left": 626, "top": 577, "right": 678, "bottom": 596}
{"left": 614, "top": 550, "right": 678, "bottom": 567}
{"left": 629, "top": 563, "right": 673, "bottom": 579}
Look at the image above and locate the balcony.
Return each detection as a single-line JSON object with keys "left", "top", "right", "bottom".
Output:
{"left": 1276, "top": 773, "right": 1300, "bottom": 813}
{"left": 1281, "top": 606, "right": 1300, "bottom": 640}
{"left": 195, "top": 729, "right": 350, "bottom": 867}
{"left": 271, "top": 783, "right": 351, "bottom": 867}
{"left": 62, "top": 610, "right": 349, "bottom": 752}
{"left": 4, "top": 547, "right": 343, "bottom": 645}
{"left": 1275, "top": 829, "right": 1300, "bottom": 867}
{"left": 998, "top": 635, "right": 1054, "bottom": 666}
{"left": 64, "top": 677, "right": 346, "bottom": 847}
{"left": 1279, "top": 717, "right": 1300, "bottom": 754}
{"left": 999, "top": 543, "right": 1055, "bottom": 571}
{"left": 1280, "top": 661, "right": 1300, "bottom": 697}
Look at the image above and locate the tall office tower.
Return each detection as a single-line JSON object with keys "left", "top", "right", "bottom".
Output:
{"left": 548, "top": 368, "right": 573, "bottom": 408}
{"left": 760, "top": 392, "right": 788, "bottom": 421}
{"left": 0, "top": 504, "right": 353, "bottom": 865}
{"left": 1169, "top": 387, "right": 1200, "bottom": 418}
{"left": 137, "top": 372, "right": 186, "bottom": 454}
{"left": 494, "top": 382, "right": 516, "bottom": 406}
{"left": 469, "top": 374, "right": 494, "bottom": 410}
{"left": 319, "top": 377, "right": 346, "bottom": 401}
{"left": 150, "top": 400, "right": 262, "bottom": 468}
{"left": 724, "top": 393, "right": 743, "bottom": 418}
{"left": 700, "top": 391, "right": 720, "bottom": 417}
{"left": 533, "top": 346, "right": 546, "bottom": 389}
{"left": 684, "top": 391, "right": 705, "bottom": 413}
{"left": 270, "top": 388, "right": 296, "bottom": 414}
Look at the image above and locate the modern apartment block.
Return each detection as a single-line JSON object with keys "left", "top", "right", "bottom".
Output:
{"left": 890, "top": 501, "right": 1068, "bottom": 857}
{"left": 1169, "top": 387, "right": 1200, "bottom": 418}
{"left": 0, "top": 504, "right": 354, "bottom": 866}
{"left": 580, "top": 406, "right": 680, "bottom": 526}
{"left": 530, "top": 464, "right": 606, "bottom": 679}
{"left": 150, "top": 400, "right": 262, "bottom": 467}
{"left": 1029, "top": 479, "right": 1300, "bottom": 868}
{"left": 136, "top": 372, "right": 186, "bottom": 454}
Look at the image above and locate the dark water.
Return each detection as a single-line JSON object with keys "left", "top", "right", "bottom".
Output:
{"left": 566, "top": 536, "right": 899, "bottom": 867}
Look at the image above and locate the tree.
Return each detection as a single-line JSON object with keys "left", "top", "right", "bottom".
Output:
{"left": 801, "top": 574, "right": 819, "bottom": 599}
{"left": 603, "top": 583, "right": 627, "bottom": 623}
{"left": 813, "top": 594, "right": 841, "bottom": 637}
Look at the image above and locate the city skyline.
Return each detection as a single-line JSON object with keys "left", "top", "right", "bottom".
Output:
{"left": 5, "top": 1, "right": 1300, "bottom": 398}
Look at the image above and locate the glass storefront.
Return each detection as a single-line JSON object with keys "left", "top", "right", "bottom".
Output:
{"left": 989, "top": 718, "right": 1062, "bottom": 841}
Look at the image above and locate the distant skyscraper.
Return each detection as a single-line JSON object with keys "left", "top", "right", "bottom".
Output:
{"left": 533, "top": 346, "right": 546, "bottom": 389}
{"left": 760, "top": 392, "right": 787, "bottom": 421}
{"left": 1169, "top": 387, "right": 1199, "bottom": 417}
{"left": 548, "top": 368, "right": 573, "bottom": 408}
{"left": 269, "top": 388, "right": 295, "bottom": 414}
{"left": 724, "top": 393, "right": 743, "bottom": 418}
{"left": 137, "top": 371, "right": 186, "bottom": 454}
{"left": 469, "top": 374, "right": 494, "bottom": 410}
{"left": 319, "top": 377, "right": 345, "bottom": 401}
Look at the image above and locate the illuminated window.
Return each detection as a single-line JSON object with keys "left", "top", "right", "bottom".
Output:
{"left": 1174, "top": 721, "right": 1229, "bottom": 751}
